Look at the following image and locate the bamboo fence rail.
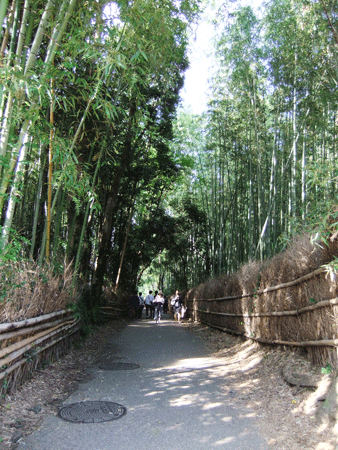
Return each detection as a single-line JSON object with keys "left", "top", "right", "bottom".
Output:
{"left": 0, "top": 309, "right": 72, "bottom": 332}
{"left": 100, "top": 301, "right": 129, "bottom": 319}
{"left": 190, "top": 267, "right": 325, "bottom": 302}
{"left": 185, "top": 266, "right": 338, "bottom": 367}
{"left": 192, "top": 297, "right": 338, "bottom": 318}
{"left": 0, "top": 309, "right": 81, "bottom": 391}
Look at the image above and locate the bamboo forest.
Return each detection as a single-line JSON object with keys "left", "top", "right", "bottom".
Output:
{"left": 1, "top": 0, "right": 338, "bottom": 315}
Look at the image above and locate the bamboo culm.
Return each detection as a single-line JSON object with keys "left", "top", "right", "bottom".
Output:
{"left": 0, "top": 309, "right": 72, "bottom": 333}
{"left": 0, "top": 322, "right": 81, "bottom": 381}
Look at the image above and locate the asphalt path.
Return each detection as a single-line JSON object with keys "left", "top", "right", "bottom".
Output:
{"left": 17, "top": 314, "right": 269, "bottom": 450}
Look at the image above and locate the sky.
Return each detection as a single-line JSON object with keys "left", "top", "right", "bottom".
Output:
{"left": 180, "top": 0, "right": 264, "bottom": 115}
{"left": 179, "top": 15, "right": 215, "bottom": 114}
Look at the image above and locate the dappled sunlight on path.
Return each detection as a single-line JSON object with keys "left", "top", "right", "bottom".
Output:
{"left": 10, "top": 317, "right": 336, "bottom": 450}
{"left": 104, "top": 317, "right": 269, "bottom": 449}
{"left": 15, "top": 317, "right": 268, "bottom": 449}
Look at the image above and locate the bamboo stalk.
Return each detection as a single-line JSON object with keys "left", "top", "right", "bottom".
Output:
{"left": 24, "top": 0, "right": 54, "bottom": 75}
{"left": 197, "top": 322, "right": 244, "bottom": 336}
{"left": 255, "top": 267, "right": 325, "bottom": 295}
{"left": 187, "top": 267, "right": 326, "bottom": 302}
{"left": 0, "top": 322, "right": 81, "bottom": 381}
{"left": 0, "top": 320, "right": 79, "bottom": 369}
{"left": 115, "top": 197, "right": 136, "bottom": 290}
{"left": 0, "top": 309, "right": 72, "bottom": 333}
{"left": 100, "top": 306, "right": 124, "bottom": 311}
{"left": 46, "top": 70, "right": 54, "bottom": 261}
{"left": 0, "top": 320, "right": 75, "bottom": 360}
{"left": 191, "top": 297, "right": 338, "bottom": 318}
{"left": 197, "top": 320, "right": 338, "bottom": 347}
{"left": 250, "top": 337, "right": 338, "bottom": 347}
{"left": 0, "top": 0, "right": 12, "bottom": 61}
{"left": 30, "top": 146, "right": 47, "bottom": 258}
{"left": 0, "top": 317, "right": 66, "bottom": 342}
{"left": 14, "top": 0, "right": 30, "bottom": 64}
{"left": 0, "top": 1, "right": 9, "bottom": 43}
{"left": 0, "top": 358, "right": 26, "bottom": 382}
{"left": 0, "top": 0, "right": 78, "bottom": 225}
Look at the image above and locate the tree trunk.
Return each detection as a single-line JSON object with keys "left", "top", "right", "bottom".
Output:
{"left": 91, "top": 103, "right": 136, "bottom": 304}
{"left": 115, "top": 197, "right": 136, "bottom": 291}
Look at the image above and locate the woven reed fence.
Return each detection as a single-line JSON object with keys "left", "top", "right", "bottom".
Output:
{"left": 185, "top": 265, "right": 338, "bottom": 369}
{"left": 0, "top": 309, "right": 81, "bottom": 396}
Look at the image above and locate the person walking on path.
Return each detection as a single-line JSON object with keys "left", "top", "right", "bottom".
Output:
{"left": 151, "top": 290, "right": 158, "bottom": 319}
{"left": 138, "top": 292, "right": 144, "bottom": 319}
{"left": 130, "top": 291, "right": 140, "bottom": 319}
{"left": 171, "top": 290, "right": 183, "bottom": 322}
{"left": 144, "top": 290, "right": 154, "bottom": 319}
{"left": 153, "top": 290, "right": 165, "bottom": 324}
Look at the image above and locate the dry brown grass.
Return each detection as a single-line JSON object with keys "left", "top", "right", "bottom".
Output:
{"left": 259, "top": 233, "right": 338, "bottom": 288}
{"left": 185, "top": 233, "right": 338, "bottom": 369}
{"left": 238, "top": 259, "right": 262, "bottom": 294}
{"left": 0, "top": 260, "right": 77, "bottom": 323}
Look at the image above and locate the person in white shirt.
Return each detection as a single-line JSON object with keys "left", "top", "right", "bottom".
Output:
{"left": 153, "top": 290, "right": 165, "bottom": 324}
{"left": 138, "top": 292, "right": 144, "bottom": 319}
{"left": 144, "top": 290, "right": 154, "bottom": 319}
{"left": 171, "top": 290, "right": 183, "bottom": 322}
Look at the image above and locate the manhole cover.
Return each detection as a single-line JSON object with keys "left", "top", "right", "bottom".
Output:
{"left": 58, "top": 401, "right": 127, "bottom": 423}
{"left": 101, "top": 344, "right": 120, "bottom": 353}
{"left": 100, "top": 354, "right": 123, "bottom": 361}
{"left": 93, "top": 355, "right": 123, "bottom": 368}
{"left": 98, "top": 362, "right": 140, "bottom": 371}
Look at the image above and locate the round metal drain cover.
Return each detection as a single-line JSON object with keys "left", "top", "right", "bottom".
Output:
{"left": 98, "top": 362, "right": 140, "bottom": 371}
{"left": 101, "top": 344, "right": 120, "bottom": 353}
{"left": 100, "top": 354, "right": 123, "bottom": 361}
{"left": 58, "top": 401, "right": 126, "bottom": 423}
{"left": 97, "top": 355, "right": 123, "bottom": 366}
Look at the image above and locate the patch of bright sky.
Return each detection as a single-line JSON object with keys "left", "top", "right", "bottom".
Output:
{"left": 102, "top": 2, "right": 122, "bottom": 27}
{"left": 180, "top": 0, "right": 264, "bottom": 115}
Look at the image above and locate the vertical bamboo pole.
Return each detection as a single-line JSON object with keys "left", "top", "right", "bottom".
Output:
{"left": 46, "top": 75, "right": 54, "bottom": 261}
{"left": 115, "top": 198, "right": 136, "bottom": 291}
{"left": 30, "top": 145, "right": 46, "bottom": 258}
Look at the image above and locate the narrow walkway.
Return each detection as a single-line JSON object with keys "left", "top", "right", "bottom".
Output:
{"left": 17, "top": 315, "right": 269, "bottom": 450}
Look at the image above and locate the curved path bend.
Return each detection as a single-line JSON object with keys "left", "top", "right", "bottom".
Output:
{"left": 17, "top": 316, "right": 269, "bottom": 450}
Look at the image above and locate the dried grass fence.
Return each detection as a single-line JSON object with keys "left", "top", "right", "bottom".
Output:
{"left": 185, "top": 234, "right": 338, "bottom": 369}
{"left": 0, "top": 309, "right": 81, "bottom": 396}
{"left": 0, "top": 260, "right": 82, "bottom": 396}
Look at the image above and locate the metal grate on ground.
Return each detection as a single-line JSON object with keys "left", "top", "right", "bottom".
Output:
{"left": 58, "top": 401, "right": 127, "bottom": 423}
{"left": 97, "top": 362, "right": 140, "bottom": 370}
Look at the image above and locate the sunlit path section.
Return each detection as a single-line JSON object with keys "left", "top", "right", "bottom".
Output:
{"left": 17, "top": 315, "right": 269, "bottom": 450}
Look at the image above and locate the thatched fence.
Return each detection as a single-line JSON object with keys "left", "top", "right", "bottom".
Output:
{"left": 185, "top": 234, "right": 338, "bottom": 369}
{"left": 0, "top": 309, "right": 80, "bottom": 396}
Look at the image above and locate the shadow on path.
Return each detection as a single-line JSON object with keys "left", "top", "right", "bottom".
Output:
{"left": 17, "top": 316, "right": 269, "bottom": 450}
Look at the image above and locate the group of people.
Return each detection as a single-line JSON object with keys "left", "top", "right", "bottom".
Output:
{"left": 144, "top": 290, "right": 167, "bottom": 323}
{"left": 130, "top": 290, "right": 167, "bottom": 323}
{"left": 129, "top": 289, "right": 185, "bottom": 323}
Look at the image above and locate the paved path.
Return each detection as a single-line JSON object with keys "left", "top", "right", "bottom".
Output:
{"left": 17, "top": 315, "right": 269, "bottom": 450}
